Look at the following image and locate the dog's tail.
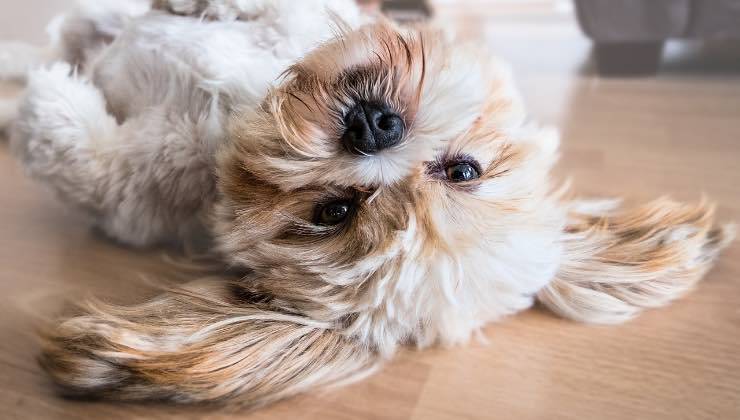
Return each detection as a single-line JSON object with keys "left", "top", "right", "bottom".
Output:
{"left": 39, "top": 279, "right": 380, "bottom": 406}
{"left": 538, "top": 198, "right": 735, "bottom": 324}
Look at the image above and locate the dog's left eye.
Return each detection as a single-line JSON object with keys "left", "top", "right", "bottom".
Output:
{"left": 446, "top": 162, "right": 480, "bottom": 182}
{"left": 315, "top": 200, "right": 352, "bottom": 226}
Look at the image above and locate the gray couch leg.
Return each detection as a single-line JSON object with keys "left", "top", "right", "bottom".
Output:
{"left": 594, "top": 42, "right": 664, "bottom": 76}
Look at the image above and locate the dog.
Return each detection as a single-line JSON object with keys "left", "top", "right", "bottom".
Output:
{"left": 0, "top": 0, "right": 734, "bottom": 408}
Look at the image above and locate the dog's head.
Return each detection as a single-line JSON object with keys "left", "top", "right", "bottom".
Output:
{"left": 215, "top": 21, "right": 564, "bottom": 348}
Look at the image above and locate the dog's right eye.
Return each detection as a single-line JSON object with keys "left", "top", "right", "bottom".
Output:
{"left": 445, "top": 162, "right": 480, "bottom": 182}
{"left": 315, "top": 200, "right": 352, "bottom": 226}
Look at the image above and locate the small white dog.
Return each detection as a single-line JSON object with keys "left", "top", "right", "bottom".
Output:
{"left": 0, "top": 0, "right": 733, "bottom": 407}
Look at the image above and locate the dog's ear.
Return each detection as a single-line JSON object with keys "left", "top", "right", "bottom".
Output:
{"left": 538, "top": 198, "right": 734, "bottom": 324}
{"left": 39, "top": 280, "right": 379, "bottom": 405}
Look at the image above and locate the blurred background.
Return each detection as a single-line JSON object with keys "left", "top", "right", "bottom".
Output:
{"left": 0, "top": 1, "right": 738, "bottom": 420}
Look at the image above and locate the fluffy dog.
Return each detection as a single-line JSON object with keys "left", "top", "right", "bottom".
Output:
{"left": 0, "top": 0, "right": 734, "bottom": 407}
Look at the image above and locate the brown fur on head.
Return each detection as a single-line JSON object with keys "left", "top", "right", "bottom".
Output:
{"left": 40, "top": 20, "right": 734, "bottom": 406}
{"left": 213, "top": 20, "right": 566, "bottom": 351}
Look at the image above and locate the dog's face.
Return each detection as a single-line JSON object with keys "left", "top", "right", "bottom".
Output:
{"left": 215, "top": 22, "right": 565, "bottom": 348}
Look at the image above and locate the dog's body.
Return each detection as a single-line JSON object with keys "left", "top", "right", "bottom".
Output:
{"left": 1, "top": 0, "right": 734, "bottom": 407}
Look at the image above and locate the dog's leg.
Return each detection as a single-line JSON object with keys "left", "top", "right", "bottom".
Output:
{"left": 53, "top": 0, "right": 149, "bottom": 67}
{"left": 1, "top": 2, "right": 146, "bottom": 136}
{"left": 538, "top": 198, "right": 734, "bottom": 324}
{"left": 11, "top": 62, "right": 118, "bottom": 212}
{"left": 11, "top": 63, "right": 214, "bottom": 246}
{"left": 40, "top": 280, "right": 378, "bottom": 405}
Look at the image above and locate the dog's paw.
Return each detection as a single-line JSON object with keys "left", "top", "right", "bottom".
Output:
{"left": 10, "top": 62, "right": 117, "bottom": 207}
{"left": 12, "top": 62, "right": 113, "bottom": 159}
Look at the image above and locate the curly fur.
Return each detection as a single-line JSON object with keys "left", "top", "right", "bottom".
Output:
{"left": 2, "top": 0, "right": 734, "bottom": 408}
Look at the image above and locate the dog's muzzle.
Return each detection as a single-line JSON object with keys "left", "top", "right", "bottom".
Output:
{"left": 342, "top": 101, "right": 404, "bottom": 155}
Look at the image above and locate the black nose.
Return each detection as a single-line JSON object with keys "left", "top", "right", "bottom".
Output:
{"left": 341, "top": 102, "right": 405, "bottom": 155}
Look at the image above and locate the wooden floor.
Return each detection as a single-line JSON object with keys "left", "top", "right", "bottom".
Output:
{"left": 2, "top": 2, "right": 740, "bottom": 419}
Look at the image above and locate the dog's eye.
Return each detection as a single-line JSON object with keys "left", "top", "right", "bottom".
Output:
{"left": 446, "top": 162, "right": 480, "bottom": 182}
{"left": 315, "top": 200, "right": 352, "bottom": 226}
